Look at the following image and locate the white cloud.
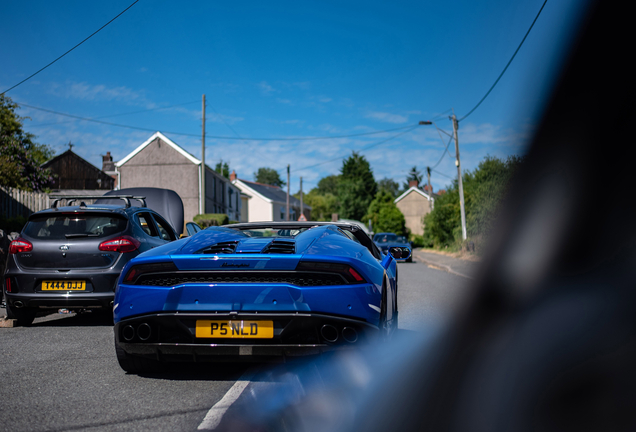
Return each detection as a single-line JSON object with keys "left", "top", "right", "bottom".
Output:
{"left": 257, "top": 81, "right": 276, "bottom": 95}
{"left": 365, "top": 111, "right": 409, "bottom": 124}
{"left": 48, "top": 81, "right": 153, "bottom": 107}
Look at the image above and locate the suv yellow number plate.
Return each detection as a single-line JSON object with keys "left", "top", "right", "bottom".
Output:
{"left": 195, "top": 320, "right": 274, "bottom": 339}
{"left": 42, "top": 280, "right": 86, "bottom": 291}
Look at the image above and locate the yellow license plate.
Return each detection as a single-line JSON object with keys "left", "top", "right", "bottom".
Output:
{"left": 195, "top": 320, "right": 274, "bottom": 339}
{"left": 42, "top": 280, "right": 86, "bottom": 291}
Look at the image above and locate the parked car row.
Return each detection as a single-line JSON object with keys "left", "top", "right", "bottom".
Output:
{"left": 3, "top": 189, "right": 182, "bottom": 326}
{"left": 2, "top": 188, "right": 410, "bottom": 373}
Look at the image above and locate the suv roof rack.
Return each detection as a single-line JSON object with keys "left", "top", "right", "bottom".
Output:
{"left": 49, "top": 195, "right": 147, "bottom": 209}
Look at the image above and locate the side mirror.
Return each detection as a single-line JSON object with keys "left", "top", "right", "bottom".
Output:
{"left": 389, "top": 247, "right": 411, "bottom": 260}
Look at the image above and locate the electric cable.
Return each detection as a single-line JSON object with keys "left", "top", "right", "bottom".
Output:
{"left": 27, "top": 100, "right": 199, "bottom": 128}
{"left": 459, "top": 0, "right": 548, "bottom": 122}
{"left": 1, "top": 0, "right": 140, "bottom": 95}
{"left": 294, "top": 125, "right": 419, "bottom": 173}
{"left": 17, "top": 101, "right": 421, "bottom": 141}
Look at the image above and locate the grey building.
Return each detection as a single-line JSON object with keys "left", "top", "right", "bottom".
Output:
{"left": 115, "top": 132, "right": 241, "bottom": 225}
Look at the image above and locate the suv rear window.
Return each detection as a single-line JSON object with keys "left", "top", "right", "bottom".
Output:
{"left": 24, "top": 213, "right": 128, "bottom": 239}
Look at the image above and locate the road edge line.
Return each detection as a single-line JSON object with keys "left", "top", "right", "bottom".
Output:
{"left": 197, "top": 367, "right": 258, "bottom": 430}
{"left": 414, "top": 252, "right": 474, "bottom": 280}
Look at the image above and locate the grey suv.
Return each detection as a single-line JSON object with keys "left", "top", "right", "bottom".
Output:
{"left": 3, "top": 194, "right": 178, "bottom": 326}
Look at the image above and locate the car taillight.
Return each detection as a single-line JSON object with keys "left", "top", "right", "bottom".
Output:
{"left": 296, "top": 261, "right": 367, "bottom": 284}
{"left": 99, "top": 236, "right": 140, "bottom": 253}
{"left": 123, "top": 262, "right": 179, "bottom": 284}
{"left": 5, "top": 278, "right": 12, "bottom": 293}
{"left": 9, "top": 237, "right": 33, "bottom": 254}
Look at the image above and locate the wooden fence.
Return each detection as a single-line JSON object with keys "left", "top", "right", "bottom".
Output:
{"left": 1, "top": 186, "right": 51, "bottom": 218}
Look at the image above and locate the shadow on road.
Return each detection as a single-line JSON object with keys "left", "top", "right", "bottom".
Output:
{"left": 29, "top": 310, "right": 114, "bottom": 327}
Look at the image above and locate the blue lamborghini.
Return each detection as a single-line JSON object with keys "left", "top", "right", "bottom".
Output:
{"left": 112, "top": 222, "right": 410, "bottom": 373}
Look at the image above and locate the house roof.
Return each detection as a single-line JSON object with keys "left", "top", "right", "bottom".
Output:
{"left": 233, "top": 179, "right": 310, "bottom": 209}
{"left": 42, "top": 149, "right": 110, "bottom": 177}
{"left": 115, "top": 131, "right": 200, "bottom": 167}
{"left": 394, "top": 186, "right": 434, "bottom": 204}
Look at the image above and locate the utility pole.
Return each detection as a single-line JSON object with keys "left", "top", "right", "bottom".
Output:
{"left": 426, "top": 166, "right": 433, "bottom": 211}
{"left": 201, "top": 94, "right": 206, "bottom": 215}
{"left": 286, "top": 165, "right": 290, "bottom": 221}
{"left": 300, "top": 177, "right": 304, "bottom": 220}
{"left": 451, "top": 112, "right": 467, "bottom": 240}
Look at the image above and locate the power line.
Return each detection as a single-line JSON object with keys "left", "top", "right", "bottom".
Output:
{"left": 17, "top": 101, "right": 421, "bottom": 141}
{"left": 27, "top": 100, "right": 199, "bottom": 128}
{"left": 431, "top": 168, "right": 454, "bottom": 180}
{"left": 1, "top": 1, "right": 140, "bottom": 95}
{"left": 459, "top": 0, "right": 548, "bottom": 122}
{"left": 430, "top": 133, "right": 455, "bottom": 170}
{"left": 207, "top": 103, "right": 242, "bottom": 139}
{"left": 294, "top": 125, "right": 419, "bottom": 173}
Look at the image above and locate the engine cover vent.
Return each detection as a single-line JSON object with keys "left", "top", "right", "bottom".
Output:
{"left": 264, "top": 240, "right": 296, "bottom": 254}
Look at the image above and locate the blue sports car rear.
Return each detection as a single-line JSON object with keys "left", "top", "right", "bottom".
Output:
{"left": 113, "top": 222, "right": 406, "bottom": 373}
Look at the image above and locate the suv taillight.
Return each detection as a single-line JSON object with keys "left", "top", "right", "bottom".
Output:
{"left": 9, "top": 237, "right": 33, "bottom": 254}
{"left": 5, "top": 278, "right": 12, "bottom": 293}
{"left": 99, "top": 236, "right": 140, "bottom": 253}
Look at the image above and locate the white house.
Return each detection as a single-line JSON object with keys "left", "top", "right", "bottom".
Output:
{"left": 231, "top": 174, "right": 311, "bottom": 222}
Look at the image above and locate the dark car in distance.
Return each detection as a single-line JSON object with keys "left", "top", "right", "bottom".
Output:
{"left": 373, "top": 233, "right": 413, "bottom": 263}
{"left": 3, "top": 193, "right": 179, "bottom": 326}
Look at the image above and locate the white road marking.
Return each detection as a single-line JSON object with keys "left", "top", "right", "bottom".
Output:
{"left": 198, "top": 367, "right": 257, "bottom": 430}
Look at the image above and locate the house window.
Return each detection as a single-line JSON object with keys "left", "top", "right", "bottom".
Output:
{"left": 280, "top": 207, "right": 296, "bottom": 221}
{"left": 228, "top": 189, "right": 233, "bottom": 208}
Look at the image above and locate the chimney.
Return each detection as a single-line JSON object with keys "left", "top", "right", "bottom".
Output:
{"left": 408, "top": 180, "right": 419, "bottom": 188}
{"left": 102, "top": 151, "right": 115, "bottom": 172}
{"left": 423, "top": 184, "right": 433, "bottom": 193}
{"left": 229, "top": 170, "right": 237, "bottom": 181}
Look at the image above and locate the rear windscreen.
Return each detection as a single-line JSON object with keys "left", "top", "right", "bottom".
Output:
{"left": 24, "top": 213, "right": 128, "bottom": 240}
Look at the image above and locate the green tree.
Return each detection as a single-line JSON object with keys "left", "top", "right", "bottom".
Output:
{"left": 315, "top": 175, "right": 340, "bottom": 195}
{"left": 421, "top": 155, "right": 523, "bottom": 249}
{"left": 378, "top": 177, "right": 400, "bottom": 199}
{"left": 364, "top": 190, "right": 406, "bottom": 235}
{"left": 215, "top": 161, "right": 230, "bottom": 178}
{"left": 254, "top": 167, "right": 286, "bottom": 187}
{"left": 402, "top": 166, "right": 423, "bottom": 192}
{"left": 1, "top": 95, "right": 54, "bottom": 191}
{"left": 337, "top": 152, "right": 377, "bottom": 221}
{"left": 296, "top": 189, "right": 338, "bottom": 221}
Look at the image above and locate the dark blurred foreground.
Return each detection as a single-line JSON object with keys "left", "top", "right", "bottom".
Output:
{"left": 218, "top": 1, "right": 636, "bottom": 430}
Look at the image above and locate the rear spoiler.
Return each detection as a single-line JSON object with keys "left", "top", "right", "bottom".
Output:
{"left": 49, "top": 195, "right": 147, "bottom": 209}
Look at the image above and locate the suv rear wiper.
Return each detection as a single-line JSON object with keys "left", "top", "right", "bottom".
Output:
{"left": 65, "top": 233, "right": 100, "bottom": 238}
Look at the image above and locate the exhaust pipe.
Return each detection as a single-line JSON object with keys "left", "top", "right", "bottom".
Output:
{"left": 137, "top": 323, "right": 152, "bottom": 341}
{"left": 342, "top": 327, "right": 358, "bottom": 343}
{"left": 14, "top": 301, "right": 24, "bottom": 308}
{"left": 122, "top": 325, "right": 135, "bottom": 341}
{"left": 320, "top": 324, "right": 339, "bottom": 343}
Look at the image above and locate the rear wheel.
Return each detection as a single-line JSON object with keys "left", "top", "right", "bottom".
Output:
{"left": 5, "top": 301, "right": 36, "bottom": 326}
{"left": 378, "top": 278, "right": 395, "bottom": 340}
{"left": 114, "top": 335, "right": 163, "bottom": 374}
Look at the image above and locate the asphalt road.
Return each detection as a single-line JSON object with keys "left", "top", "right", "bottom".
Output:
{"left": 0, "top": 259, "right": 473, "bottom": 432}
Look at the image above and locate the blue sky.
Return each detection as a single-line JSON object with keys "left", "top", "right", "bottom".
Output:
{"left": 1, "top": 0, "right": 586, "bottom": 193}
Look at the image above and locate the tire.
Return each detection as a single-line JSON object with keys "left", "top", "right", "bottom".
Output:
{"left": 5, "top": 301, "right": 36, "bottom": 326}
{"left": 114, "top": 335, "right": 163, "bottom": 374}
{"left": 378, "top": 278, "right": 394, "bottom": 341}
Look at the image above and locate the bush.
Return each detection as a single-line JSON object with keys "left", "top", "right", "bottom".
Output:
{"left": 410, "top": 234, "right": 425, "bottom": 248}
{"left": 193, "top": 213, "right": 229, "bottom": 228}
